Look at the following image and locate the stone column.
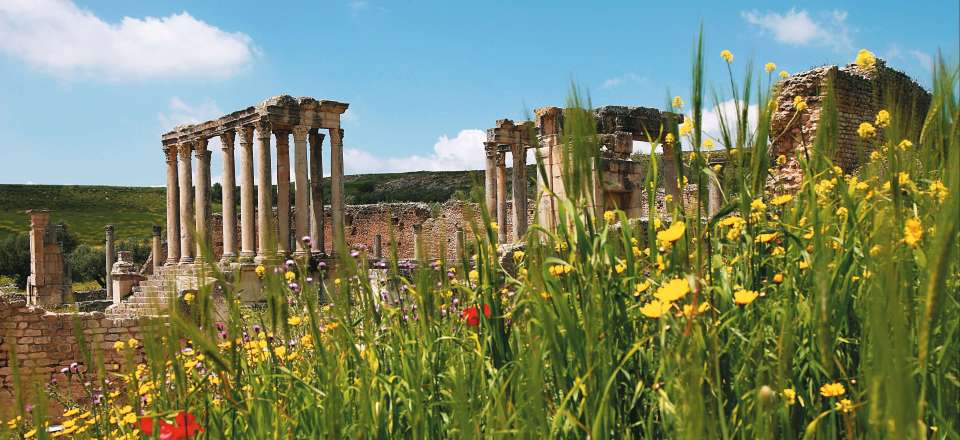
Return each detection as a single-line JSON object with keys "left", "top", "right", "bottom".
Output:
{"left": 194, "top": 138, "right": 211, "bottom": 260}
{"left": 275, "top": 129, "right": 291, "bottom": 256}
{"left": 510, "top": 143, "right": 527, "bottom": 241}
{"left": 308, "top": 130, "right": 326, "bottom": 254}
{"left": 178, "top": 143, "right": 195, "bottom": 264}
{"left": 292, "top": 125, "right": 310, "bottom": 256}
{"left": 373, "top": 234, "right": 382, "bottom": 259}
{"left": 483, "top": 142, "right": 498, "bottom": 218}
{"left": 163, "top": 146, "right": 180, "bottom": 265}
{"left": 495, "top": 150, "right": 507, "bottom": 243}
{"left": 151, "top": 226, "right": 162, "bottom": 274}
{"left": 455, "top": 226, "right": 465, "bottom": 262}
{"left": 255, "top": 121, "right": 273, "bottom": 262}
{"left": 219, "top": 131, "right": 237, "bottom": 263}
{"left": 707, "top": 173, "right": 722, "bottom": 217}
{"left": 662, "top": 140, "right": 682, "bottom": 204}
{"left": 412, "top": 224, "right": 423, "bottom": 260}
{"left": 237, "top": 125, "right": 256, "bottom": 262}
{"left": 105, "top": 225, "right": 115, "bottom": 303}
{"left": 329, "top": 127, "right": 346, "bottom": 256}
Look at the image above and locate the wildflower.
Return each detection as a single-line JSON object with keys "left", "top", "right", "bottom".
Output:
{"left": 835, "top": 398, "right": 854, "bottom": 413}
{"left": 114, "top": 341, "right": 126, "bottom": 352}
{"left": 720, "top": 49, "right": 734, "bottom": 63}
{"left": 603, "top": 210, "right": 616, "bottom": 223}
{"left": 274, "top": 346, "right": 286, "bottom": 358}
{"left": 640, "top": 299, "right": 672, "bottom": 318}
{"left": 897, "top": 139, "right": 913, "bottom": 151}
{"left": 783, "top": 388, "right": 797, "bottom": 405}
{"left": 764, "top": 62, "right": 776, "bottom": 73}
{"left": 679, "top": 118, "right": 693, "bottom": 136}
{"left": 255, "top": 265, "right": 266, "bottom": 278}
{"left": 664, "top": 133, "right": 675, "bottom": 145}
{"left": 139, "top": 411, "right": 203, "bottom": 439}
{"left": 770, "top": 194, "right": 793, "bottom": 206}
{"left": 656, "top": 221, "right": 685, "bottom": 247}
{"left": 615, "top": 262, "right": 626, "bottom": 274}
{"left": 672, "top": 96, "right": 684, "bottom": 108}
{"left": 779, "top": 70, "right": 789, "bottom": 79}
{"left": 664, "top": 194, "right": 673, "bottom": 203}
{"left": 24, "top": 429, "right": 37, "bottom": 439}
{"left": 182, "top": 292, "right": 194, "bottom": 304}
{"left": 127, "top": 338, "right": 138, "bottom": 349}
{"left": 654, "top": 278, "right": 690, "bottom": 303}
{"left": 904, "top": 218, "right": 923, "bottom": 248}
{"left": 468, "top": 269, "right": 479, "bottom": 283}
{"left": 512, "top": 250, "right": 525, "bottom": 261}
{"left": 929, "top": 180, "right": 949, "bottom": 203}
{"left": 875, "top": 109, "right": 891, "bottom": 128}
{"left": 489, "top": 222, "right": 499, "bottom": 232}
{"left": 857, "top": 122, "right": 876, "bottom": 138}
{"left": 284, "top": 271, "right": 296, "bottom": 283}
{"left": 776, "top": 154, "right": 787, "bottom": 166}
{"left": 855, "top": 49, "right": 877, "bottom": 70}
{"left": 703, "top": 138, "right": 714, "bottom": 149}
{"left": 682, "top": 302, "right": 710, "bottom": 317}
{"left": 462, "top": 304, "right": 491, "bottom": 327}
{"left": 819, "top": 382, "right": 846, "bottom": 397}
{"left": 750, "top": 198, "right": 766, "bottom": 215}
{"left": 287, "top": 316, "right": 302, "bottom": 326}
{"left": 772, "top": 273, "right": 784, "bottom": 284}
{"left": 836, "top": 206, "right": 848, "bottom": 219}
{"left": 549, "top": 264, "right": 573, "bottom": 276}
{"left": 634, "top": 280, "right": 651, "bottom": 297}
{"left": 733, "top": 289, "right": 759, "bottom": 305}
{"left": 793, "top": 95, "right": 807, "bottom": 111}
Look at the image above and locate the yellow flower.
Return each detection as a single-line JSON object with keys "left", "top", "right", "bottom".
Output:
{"left": 819, "top": 382, "right": 846, "bottom": 397}
{"left": 875, "top": 109, "right": 891, "bottom": 128}
{"left": 897, "top": 139, "right": 913, "bottom": 151}
{"left": 764, "top": 62, "right": 776, "bottom": 73}
{"left": 779, "top": 70, "right": 789, "bottom": 79}
{"left": 489, "top": 222, "right": 499, "bottom": 232}
{"left": 255, "top": 265, "right": 266, "bottom": 278}
{"left": 672, "top": 96, "right": 684, "bottom": 108}
{"left": 799, "top": 260, "right": 809, "bottom": 270}
{"left": 512, "top": 250, "right": 525, "bottom": 261}
{"left": 770, "top": 194, "right": 793, "bottom": 206}
{"left": 772, "top": 273, "right": 784, "bottom": 284}
{"left": 857, "top": 122, "right": 876, "bottom": 138}
{"left": 284, "top": 271, "right": 296, "bottom": 283}
{"left": 614, "top": 262, "right": 626, "bottom": 274}
{"left": 720, "top": 49, "right": 734, "bottom": 63}
{"left": 656, "top": 221, "right": 685, "bottom": 246}
{"left": 634, "top": 280, "right": 651, "bottom": 297}
{"left": 603, "top": 210, "right": 616, "bottom": 223}
{"left": 835, "top": 398, "right": 854, "bottom": 413}
{"left": 640, "top": 299, "right": 672, "bottom": 318}
{"left": 682, "top": 302, "right": 710, "bottom": 317}
{"left": 793, "top": 95, "right": 807, "bottom": 111}
{"left": 114, "top": 340, "right": 126, "bottom": 351}
{"left": 929, "top": 180, "right": 949, "bottom": 203}
{"left": 904, "top": 218, "right": 923, "bottom": 248}
{"left": 127, "top": 338, "right": 138, "bottom": 349}
{"left": 122, "top": 412, "right": 137, "bottom": 425}
{"left": 287, "top": 315, "right": 302, "bottom": 326}
{"left": 334, "top": 278, "right": 342, "bottom": 286}
{"left": 750, "top": 198, "right": 766, "bottom": 212}
{"left": 63, "top": 408, "right": 80, "bottom": 418}
{"left": 182, "top": 292, "right": 194, "bottom": 304}
{"left": 679, "top": 118, "right": 693, "bottom": 136}
{"left": 654, "top": 278, "right": 690, "bottom": 303}
{"left": 756, "top": 232, "right": 778, "bottom": 244}
{"left": 664, "top": 194, "right": 673, "bottom": 203}
{"left": 836, "top": 207, "right": 848, "bottom": 219}
{"left": 274, "top": 346, "right": 286, "bottom": 358}
{"left": 468, "top": 269, "right": 479, "bottom": 283}
{"left": 703, "top": 138, "right": 714, "bottom": 149}
{"left": 776, "top": 154, "right": 787, "bottom": 166}
{"left": 733, "top": 289, "right": 759, "bottom": 305}
{"left": 783, "top": 388, "right": 797, "bottom": 405}
{"left": 854, "top": 49, "right": 876, "bottom": 70}
{"left": 664, "top": 133, "right": 675, "bottom": 145}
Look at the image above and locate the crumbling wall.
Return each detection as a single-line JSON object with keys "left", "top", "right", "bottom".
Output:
{"left": 769, "top": 60, "right": 930, "bottom": 192}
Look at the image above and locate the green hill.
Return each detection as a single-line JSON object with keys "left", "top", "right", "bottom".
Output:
{"left": 0, "top": 169, "right": 490, "bottom": 246}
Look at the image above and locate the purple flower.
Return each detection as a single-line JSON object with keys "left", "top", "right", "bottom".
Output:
{"left": 302, "top": 236, "right": 312, "bottom": 245}
{"left": 215, "top": 322, "right": 225, "bottom": 332}
{"left": 24, "top": 404, "right": 33, "bottom": 413}
{"left": 350, "top": 249, "right": 360, "bottom": 258}
{"left": 317, "top": 261, "right": 327, "bottom": 270}
{"left": 252, "top": 325, "right": 262, "bottom": 333}
{"left": 306, "top": 277, "right": 314, "bottom": 283}
{"left": 285, "top": 259, "right": 296, "bottom": 270}
{"left": 288, "top": 282, "right": 301, "bottom": 293}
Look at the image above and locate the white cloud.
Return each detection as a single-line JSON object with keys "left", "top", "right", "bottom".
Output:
{"left": 742, "top": 8, "right": 852, "bottom": 51}
{"left": 158, "top": 97, "right": 223, "bottom": 131}
{"left": 0, "top": 0, "right": 255, "bottom": 80}
{"left": 910, "top": 50, "right": 933, "bottom": 71}
{"left": 601, "top": 73, "right": 646, "bottom": 89}
{"left": 343, "top": 129, "right": 488, "bottom": 174}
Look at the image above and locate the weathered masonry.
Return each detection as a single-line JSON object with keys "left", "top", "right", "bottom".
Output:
{"left": 160, "top": 95, "right": 349, "bottom": 263}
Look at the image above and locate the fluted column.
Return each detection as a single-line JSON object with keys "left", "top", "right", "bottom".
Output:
{"left": 163, "top": 146, "right": 180, "bottom": 265}
{"left": 292, "top": 125, "right": 310, "bottom": 256}
{"left": 662, "top": 141, "right": 681, "bottom": 203}
{"left": 237, "top": 126, "right": 256, "bottom": 262}
{"left": 220, "top": 131, "right": 237, "bottom": 263}
{"left": 483, "top": 142, "right": 498, "bottom": 218}
{"left": 510, "top": 143, "right": 527, "bottom": 241}
{"left": 308, "top": 130, "right": 326, "bottom": 254}
{"left": 177, "top": 142, "right": 195, "bottom": 264}
{"left": 329, "top": 127, "right": 345, "bottom": 256}
{"left": 151, "top": 225, "right": 162, "bottom": 274}
{"left": 275, "top": 130, "right": 291, "bottom": 256}
{"left": 194, "top": 138, "right": 211, "bottom": 260}
{"left": 255, "top": 121, "right": 273, "bottom": 262}
{"left": 105, "top": 225, "right": 114, "bottom": 303}
{"left": 495, "top": 149, "right": 507, "bottom": 243}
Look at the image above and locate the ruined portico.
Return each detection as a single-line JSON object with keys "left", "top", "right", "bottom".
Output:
{"left": 160, "top": 95, "right": 349, "bottom": 265}
{"left": 484, "top": 119, "right": 536, "bottom": 242}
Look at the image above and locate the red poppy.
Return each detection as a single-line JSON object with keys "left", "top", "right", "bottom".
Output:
{"left": 139, "top": 411, "right": 203, "bottom": 440}
{"left": 461, "top": 304, "right": 491, "bottom": 327}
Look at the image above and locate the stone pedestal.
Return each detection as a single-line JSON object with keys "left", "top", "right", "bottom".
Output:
{"left": 111, "top": 251, "right": 144, "bottom": 304}
{"left": 26, "top": 210, "right": 71, "bottom": 307}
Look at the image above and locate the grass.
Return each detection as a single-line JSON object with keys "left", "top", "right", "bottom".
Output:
{"left": 1, "top": 35, "right": 957, "bottom": 439}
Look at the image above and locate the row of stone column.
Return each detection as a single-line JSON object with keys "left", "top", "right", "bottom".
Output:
{"left": 483, "top": 142, "right": 528, "bottom": 242}
{"left": 163, "top": 121, "right": 346, "bottom": 265}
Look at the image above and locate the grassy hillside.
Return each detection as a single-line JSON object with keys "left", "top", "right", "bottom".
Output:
{"left": 0, "top": 169, "right": 496, "bottom": 246}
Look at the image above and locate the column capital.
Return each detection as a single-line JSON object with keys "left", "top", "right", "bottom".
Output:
{"left": 510, "top": 143, "right": 526, "bottom": 157}
{"left": 494, "top": 151, "right": 506, "bottom": 166}
{"left": 237, "top": 125, "right": 255, "bottom": 144}
{"left": 195, "top": 149, "right": 212, "bottom": 161}
{"left": 194, "top": 137, "right": 209, "bottom": 152}
{"left": 163, "top": 145, "right": 178, "bottom": 163}
{"left": 219, "top": 131, "right": 236, "bottom": 150}
{"left": 254, "top": 120, "right": 271, "bottom": 141}
{"left": 177, "top": 143, "right": 193, "bottom": 159}
{"left": 274, "top": 129, "right": 291, "bottom": 146}
{"left": 292, "top": 125, "right": 310, "bottom": 140}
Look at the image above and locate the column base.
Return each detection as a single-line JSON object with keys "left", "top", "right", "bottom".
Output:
{"left": 220, "top": 253, "right": 236, "bottom": 264}
{"left": 179, "top": 257, "right": 194, "bottom": 265}
{"left": 238, "top": 252, "right": 256, "bottom": 263}
{"left": 165, "top": 259, "right": 179, "bottom": 266}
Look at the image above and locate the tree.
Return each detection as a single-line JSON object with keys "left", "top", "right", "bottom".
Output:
{"left": 69, "top": 245, "right": 105, "bottom": 286}
{"left": 0, "top": 233, "right": 30, "bottom": 289}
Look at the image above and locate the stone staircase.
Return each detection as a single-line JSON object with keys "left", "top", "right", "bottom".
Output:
{"left": 105, "top": 267, "right": 181, "bottom": 319}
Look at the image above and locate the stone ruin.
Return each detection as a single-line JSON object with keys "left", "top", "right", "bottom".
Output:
{"left": 25, "top": 210, "right": 71, "bottom": 307}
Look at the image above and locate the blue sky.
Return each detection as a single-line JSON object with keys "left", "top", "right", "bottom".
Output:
{"left": 0, "top": 0, "right": 956, "bottom": 185}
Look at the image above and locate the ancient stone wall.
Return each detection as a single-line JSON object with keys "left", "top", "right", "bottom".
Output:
{"left": 0, "top": 296, "right": 144, "bottom": 417}
{"left": 769, "top": 60, "right": 930, "bottom": 191}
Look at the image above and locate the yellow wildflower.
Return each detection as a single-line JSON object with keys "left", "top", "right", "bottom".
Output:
{"left": 512, "top": 250, "right": 525, "bottom": 261}
{"left": 63, "top": 408, "right": 80, "bottom": 418}
{"left": 182, "top": 292, "right": 194, "bottom": 304}
{"left": 779, "top": 70, "right": 789, "bottom": 79}
{"left": 127, "top": 338, "right": 138, "bottom": 349}
{"left": 274, "top": 346, "right": 286, "bottom": 358}
{"left": 776, "top": 154, "right": 787, "bottom": 166}
{"left": 122, "top": 412, "right": 137, "bottom": 425}
{"left": 654, "top": 278, "right": 690, "bottom": 303}
{"left": 772, "top": 273, "right": 784, "bottom": 284}
{"left": 929, "top": 180, "right": 949, "bottom": 203}
{"left": 770, "top": 194, "right": 793, "bottom": 206}
{"left": 664, "top": 133, "right": 675, "bottom": 145}
{"left": 468, "top": 269, "right": 479, "bottom": 283}
{"left": 793, "top": 95, "right": 807, "bottom": 111}
{"left": 614, "top": 262, "right": 626, "bottom": 274}
{"left": 682, "top": 302, "right": 710, "bottom": 317}
{"left": 640, "top": 299, "right": 672, "bottom": 318}
{"left": 255, "top": 265, "right": 266, "bottom": 278}
{"left": 656, "top": 221, "right": 685, "bottom": 247}
{"left": 284, "top": 271, "right": 296, "bottom": 282}
{"left": 783, "top": 388, "right": 797, "bottom": 405}
{"left": 733, "top": 289, "right": 759, "bottom": 305}
{"left": 836, "top": 207, "right": 848, "bottom": 219}
{"left": 634, "top": 280, "right": 651, "bottom": 297}
{"left": 764, "top": 62, "right": 776, "bottom": 73}
{"left": 603, "top": 210, "right": 616, "bottom": 223}
{"left": 756, "top": 232, "right": 778, "bottom": 243}
{"left": 287, "top": 315, "right": 302, "bottom": 326}
{"left": 703, "top": 138, "right": 714, "bottom": 149}
{"left": 819, "top": 382, "right": 846, "bottom": 397}
{"left": 679, "top": 118, "right": 693, "bottom": 136}
{"left": 897, "top": 139, "right": 913, "bottom": 151}
{"left": 904, "top": 218, "right": 923, "bottom": 248}
{"left": 720, "top": 49, "right": 733, "bottom": 63}
{"left": 857, "top": 122, "right": 876, "bottom": 138}
{"left": 751, "top": 198, "right": 766, "bottom": 212}
{"left": 855, "top": 49, "right": 877, "bottom": 70}
{"left": 672, "top": 96, "right": 683, "bottom": 108}
{"left": 835, "top": 398, "right": 854, "bottom": 413}
{"left": 665, "top": 194, "right": 673, "bottom": 203}
{"left": 875, "top": 109, "right": 891, "bottom": 128}
{"left": 114, "top": 340, "right": 126, "bottom": 351}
